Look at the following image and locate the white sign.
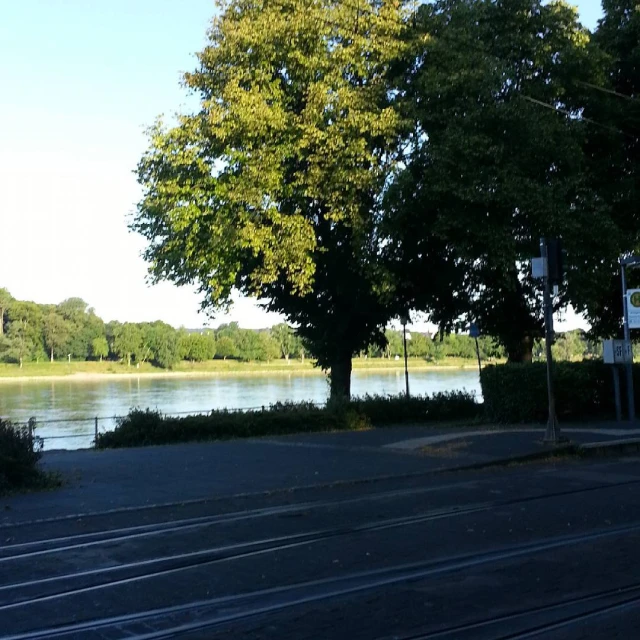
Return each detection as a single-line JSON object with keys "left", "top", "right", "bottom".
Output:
{"left": 603, "top": 339, "right": 633, "bottom": 364}
{"left": 628, "top": 289, "right": 640, "bottom": 329}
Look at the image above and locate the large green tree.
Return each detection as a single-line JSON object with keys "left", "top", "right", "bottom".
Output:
{"left": 5, "top": 301, "right": 45, "bottom": 364}
{"left": 55, "top": 298, "right": 106, "bottom": 359}
{"left": 215, "top": 335, "right": 237, "bottom": 360}
{"left": 384, "top": 0, "right": 606, "bottom": 361}
{"left": 574, "top": 0, "right": 640, "bottom": 335}
{"left": 141, "top": 321, "right": 181, "bottom": 368}
{"left": 43, "top": 311, "right": 71, "bottom": 362}
{"left": 180, "top": 332, "right": 216, "bottom": 362}
{"left": 113, "top": 323, "right": 143, "bottom": 366}
{"left": 0, "top": 289, "right": 13, "bottom": 336}
{"left": 270, "top": 323, "right": 296, "bottom": 362}
{"left": 91, "top": 336, "right": 109, "bottom": 362}
{"left": 133, "top": 0, "right": 409, "bottom": 399}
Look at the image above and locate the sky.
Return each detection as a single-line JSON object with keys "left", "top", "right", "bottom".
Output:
{"left": 0, "top": 0, "right": 604, "bottom": 331}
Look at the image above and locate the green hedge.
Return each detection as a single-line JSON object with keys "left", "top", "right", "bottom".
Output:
{"left": 96, "top": 392, "right": 481, "bottom": 449}
{"left": 350, "top": 391, "right": 480, "bottom": 424}
{"left": 480, "top": 361, "right": 637, "bottom": 423}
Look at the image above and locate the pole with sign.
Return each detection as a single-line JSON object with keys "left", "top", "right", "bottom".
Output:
{"left": 620, "top": 257, "right": 639, "bottom": 421}
{"left": 400, "top": 313, "right": 410, "bottom": 399}
{"left": 541, "top": 239, "right": 561, "bottom": 443}
{"left": 603, "top": 339, "right": 632, "bottom": 422}
{"left": 532, "top": 239, "right": 566, "bottom": 443}
{"left": 469, "top": 323, "right": 482, "bottom": 378}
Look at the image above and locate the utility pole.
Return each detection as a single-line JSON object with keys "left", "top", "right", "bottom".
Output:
{"left": 620, "top": 258, "right": 636, "bottom": 421}
{"left": 469, "top": 323, "right": 481, "bottom": 378}
{"left": 540, "top": 238, "right": 562, "bottom": 444}
{"left": 401, "top": 313, "right": 410, "bottom": 398}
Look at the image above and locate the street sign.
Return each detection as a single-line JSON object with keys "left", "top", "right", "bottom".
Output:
{"left": 469, "top": 323, "right": 480, "bottom": 339}
{"left": 547, "top": 238, "right": 565, "bottom": 285}
{"left": 603, "top": 339, "right": 633, "bottom": 364}
{"left": 531, "top": 257, "right": 547, "bottom": 279}
{"left": 628, "top": 289, "right": 640, "bottom": 329}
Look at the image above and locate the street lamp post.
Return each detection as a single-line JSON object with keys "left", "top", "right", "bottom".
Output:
{"left": 401, "top": 313, "right": 410, "bottom": 398}
{"left": 469, "top": 323, "right": 481, "bottom": 378}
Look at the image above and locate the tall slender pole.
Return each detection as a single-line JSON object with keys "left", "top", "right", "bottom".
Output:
{"left": 620, "top": 260, "right": 635, "bottom": 421}
{"left": 474, "top": 337, "right": 482, "bottom": 377}
{"left": 541, "top": 239, "right": 561, "bottom": 443}
{"left": 402, "top": 322, "right": 410, "bottom": 398}
{"left": 612, "top": 367, "right": 622, "bottom": 422}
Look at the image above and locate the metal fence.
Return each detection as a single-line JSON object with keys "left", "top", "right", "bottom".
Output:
{"left": 13, "top": 403, "right": 326, "bottom": 450}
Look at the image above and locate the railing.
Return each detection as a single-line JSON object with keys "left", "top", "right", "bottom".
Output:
{"left": 12, "top": 403, "right": 326, "bottom": 450}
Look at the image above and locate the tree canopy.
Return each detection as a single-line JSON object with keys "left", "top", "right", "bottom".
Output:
{"left": 133, "top": 0, "right": 411, "bottom": 398}
{"left": 383, "top": 0, "right": 618, "bottom": 361}
{"left": 130, "top": 0, "right": 640, "bottom": 392}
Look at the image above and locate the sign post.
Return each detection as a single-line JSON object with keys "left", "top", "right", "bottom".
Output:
{"left": 620, "top": 258, "right": 638, "bottom": 421}
{"left": 533, "top": 239, "right": 565, "bottom": 444}
{"left": 400, "top": 313, "right": 410, "bottom": 399}
{"left": 603, "top": 339, "right": 632, "bottom": 422}
{"left": 541, "top": 239, "right": 561, "bottom": 443}
{"left": 469, "top": 323, "right": 481, "bottom": 378}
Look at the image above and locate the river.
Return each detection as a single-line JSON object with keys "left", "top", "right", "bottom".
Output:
{"left": 0, "top": 369, "right": 481, "bottom": 450}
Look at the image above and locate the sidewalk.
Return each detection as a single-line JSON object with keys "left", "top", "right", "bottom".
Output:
{"left": 2, "top": 422, "right": 640, "bottom": 525}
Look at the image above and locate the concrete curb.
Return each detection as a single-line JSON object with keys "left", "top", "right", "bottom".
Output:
{"left": 458, "top": 437, "right": 640, "bottom": 473}
{"left": 579, "top": 437, "right": 640, "bottom": 456}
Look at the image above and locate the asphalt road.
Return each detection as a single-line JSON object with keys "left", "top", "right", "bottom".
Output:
{"left": 2, "top": 454, "right": 640, "bottom": 639}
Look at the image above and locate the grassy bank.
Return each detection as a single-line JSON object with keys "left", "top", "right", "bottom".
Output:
{"left": 96, "top": 392, "right": 482, "bottom": 449}
{"left": 0, "top": 357, "right": 491, "bottom": 381}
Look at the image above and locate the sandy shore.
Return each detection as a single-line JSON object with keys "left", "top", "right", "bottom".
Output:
{"left": 0, "top": 363, "right": 479, "bottom": 384}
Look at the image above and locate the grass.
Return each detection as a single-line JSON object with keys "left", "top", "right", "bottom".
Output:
{"left": 0, "top": 356, "right": 494, "bottom": 379}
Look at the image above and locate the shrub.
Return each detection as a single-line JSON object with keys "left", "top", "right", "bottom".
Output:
{"left": 480, "top": 361, "right": 630, "bottom": 423}
{"left": 351, "top": 391, "right": 480, "bottom": 425}
{"left": 0, "top": 418, "right": 46, "bottom": 492}
{"left": 96, "top": 392, "right": 481, "bottom": 449}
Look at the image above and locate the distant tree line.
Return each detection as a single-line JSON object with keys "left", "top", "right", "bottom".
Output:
{"left": 1, "top": 288, "right": 605, "bottom": 368}
{"left": 0, "top": 289, "right": 290, "bottom": 368}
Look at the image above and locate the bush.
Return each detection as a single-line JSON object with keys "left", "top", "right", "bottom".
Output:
{"left": 96, "top": 392, "right": 481, "bottom": 449}
{"left": 0, "top": 418, "right": 45, "bottom": 492}
{"left": 351, "top": 391, "right": 480, "bottom": 425}
{"left": 480, "top": 361, "right": 631, "bottom": 423}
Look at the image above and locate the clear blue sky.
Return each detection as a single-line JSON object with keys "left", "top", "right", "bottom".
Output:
{"left": 0, "top": 0, "right": 602, "bottom": 329}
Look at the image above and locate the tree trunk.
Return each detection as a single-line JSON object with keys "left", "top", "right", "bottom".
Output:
{"left": 50, "top": 348, "right": 54, "bottom": 363}
{"left": 329, "top": 351, "right": 352, "bottom": 401}
{"left": 506, "top": 335, "right": 533, "bottom": 363}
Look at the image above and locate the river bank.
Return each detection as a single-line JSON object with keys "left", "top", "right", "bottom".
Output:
{"left": 0, "top": 358, "right": 485, "bottom": 384}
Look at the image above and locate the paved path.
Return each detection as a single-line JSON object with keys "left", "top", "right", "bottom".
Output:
{"left": 2, "top": 448, "right": 640, "bottom": 638}
{"left": 3, "top": 422, "right": 640, "bottom": 524}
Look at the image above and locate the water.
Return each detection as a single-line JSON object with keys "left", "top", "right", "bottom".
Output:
{"left": 0, "top": 369, "right": 481, "bottom": 450}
